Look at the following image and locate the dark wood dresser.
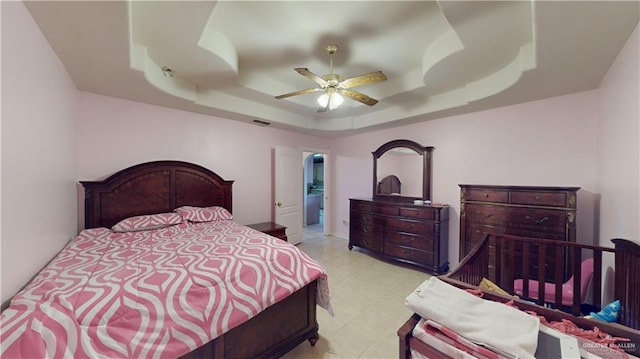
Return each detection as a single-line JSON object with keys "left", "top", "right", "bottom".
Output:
{"left": 349, "top": 198, "right": 449, "bottom": 274}
{"left": 459, "top": 185, "right": 579, "bottom": 281}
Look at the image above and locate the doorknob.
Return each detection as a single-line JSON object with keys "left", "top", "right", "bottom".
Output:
{"left": 275, "top": 202, "right": 282, "bottom": 207}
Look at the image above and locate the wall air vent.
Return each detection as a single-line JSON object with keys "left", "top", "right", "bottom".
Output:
{"left": 252, "top": 119, "right": 271, "bottom": 126}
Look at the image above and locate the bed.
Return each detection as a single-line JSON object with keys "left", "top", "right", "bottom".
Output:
{"left": 377, "top": 174, "right": 401, "bottom": 195}
{"left": 0, "top": 160, "right": 331, "bottom": 359}
{"left": 398, "top": 233, "right": 640, "bottom": 358}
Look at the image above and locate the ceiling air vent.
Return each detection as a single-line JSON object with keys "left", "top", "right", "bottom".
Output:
{"left": 252, "top": 119, "right": 271, "bottom": 126}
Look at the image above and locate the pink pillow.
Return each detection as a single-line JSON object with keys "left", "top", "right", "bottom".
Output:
{"left": 112, "top": 212, "right": 183, "bottom": 232}
{"left": 175, "top": 206, "right": 233, "bottom": 222}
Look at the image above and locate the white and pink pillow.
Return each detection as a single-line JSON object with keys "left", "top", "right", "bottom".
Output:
{"left": 175, "top": 206, "right": 233, "bottom": 222}
{"left": 112, "top": 212, "right": 183, "bottom": 232}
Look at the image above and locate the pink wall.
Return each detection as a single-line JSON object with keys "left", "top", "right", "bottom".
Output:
{"left": 76, "top": 92, "right": 331, "bottom": 226}
{"left": 1, "top": 2, "right": 78, "bottom": 302}
{"left": 597, "top": 23, "right": 640, "bottom": 242}
{"left": 330, "top": 90, "right": 601, "bottom": 266}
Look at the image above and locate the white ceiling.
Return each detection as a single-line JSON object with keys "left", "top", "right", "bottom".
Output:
{"left": 24, "top": 1, "right": 639, "bottom": 138}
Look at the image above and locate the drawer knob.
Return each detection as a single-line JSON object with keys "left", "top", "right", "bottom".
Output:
{"left": 534, "top": 195, "right": 540, "bottom": 200}
{"left": 484, "top": 193, "right": 489, "bottom": 198}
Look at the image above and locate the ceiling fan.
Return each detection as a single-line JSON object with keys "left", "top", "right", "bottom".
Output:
{"left": 275, "top": 44, "right": 387, "bottom": 112}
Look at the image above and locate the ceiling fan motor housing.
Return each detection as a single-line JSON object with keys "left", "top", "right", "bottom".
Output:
{"left": 322, "top": 73, "right": 343, "bottom": 87}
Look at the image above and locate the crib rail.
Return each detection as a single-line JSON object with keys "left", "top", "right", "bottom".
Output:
{"left": 612, "top": 238, "right": 640, "bottom": 330}
{"left": 445, "top": 233, "right": 618, "bottom": 317}
{"left": 422, "top": 234, "right": 640, "bottom": 356}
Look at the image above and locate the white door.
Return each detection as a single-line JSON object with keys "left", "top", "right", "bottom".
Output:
{"left": 274, "top": 146, "right": 303, "bottom": 245}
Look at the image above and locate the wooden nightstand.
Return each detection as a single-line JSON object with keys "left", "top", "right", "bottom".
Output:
{"left": 247, "top": 222, "right": 288, "bottom": 242}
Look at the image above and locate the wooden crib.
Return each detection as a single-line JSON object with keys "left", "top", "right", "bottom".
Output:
{"left": 399, "top": 234, "right": 640, "bottom": 358}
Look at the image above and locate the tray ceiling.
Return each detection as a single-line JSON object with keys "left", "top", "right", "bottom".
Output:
{"left": 24, "top": 1, "right": 639, "bottom": 137}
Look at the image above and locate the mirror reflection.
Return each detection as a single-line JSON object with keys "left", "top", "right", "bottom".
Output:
{"left": 376, "top": 149, "right": 423, "bottom": 197}
{"left": 372, "top": 139, "right": 433, "bottom": 201}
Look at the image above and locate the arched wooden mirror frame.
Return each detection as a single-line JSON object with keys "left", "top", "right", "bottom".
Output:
{"left": 372, "top": 139, "right": 433, "bottom": 201}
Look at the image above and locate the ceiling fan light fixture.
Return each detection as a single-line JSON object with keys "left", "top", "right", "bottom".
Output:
{"left": 331, "top": 93, "right": 344, "bottom": 109}
{"left": 275, "top": 44, "right": 387, "bottom": 110}
{"left": 317, "top": 92, "right": 343, "bottom": 110}
{"left": 317, "top": 93, "right": 328, "bottom": 107}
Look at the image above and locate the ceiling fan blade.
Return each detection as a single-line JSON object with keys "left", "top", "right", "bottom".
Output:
{"left": 274, "top": 87, "right": 321, "bottom": 99}
{"left": 341, "top": 89, "right": 379, "bottom": 106}
{"left": 295, "top": 68, "right": 328, "bottom": 87}
{"left": 340, "top": 71, "right": 387, "bottom": 89}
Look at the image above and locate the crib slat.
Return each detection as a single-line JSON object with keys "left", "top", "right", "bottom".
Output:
{"left": 537, "top": 243, "right": 547, "bottom": 307}
{"left": 522, "top": 242, "right": 530, "bottom": 296}
{"left": 593, "top": 250, "right": 602, "bottom": 310}
{"left": 571, "top": 246, "right": 582, "bottom": 315}
{"left": 554, "top": 247, "right": 564, "bottom": 310}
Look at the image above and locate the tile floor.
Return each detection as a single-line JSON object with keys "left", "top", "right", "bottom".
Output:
{"left": 281, "top": 223, "right": 431, "bottom": 359}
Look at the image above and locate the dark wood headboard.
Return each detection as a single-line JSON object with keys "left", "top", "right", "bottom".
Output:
{"left": 81, "top": 161, "right": 234, "bottom": 229}
{"left": 377, "top": 175, "right": 401, "bottom": 195}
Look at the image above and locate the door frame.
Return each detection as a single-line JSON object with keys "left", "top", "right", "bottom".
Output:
{"left": 300, "top": 146, "right": 330, "bottom": 236}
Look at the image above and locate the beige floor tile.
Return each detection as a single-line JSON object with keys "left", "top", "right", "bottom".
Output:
{"left": 283, "top": 226, "right": 429, "bottom": 359}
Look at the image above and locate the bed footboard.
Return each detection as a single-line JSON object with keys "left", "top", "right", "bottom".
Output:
{"left": 182, "top": 280, "right": 319, "bottom": 359}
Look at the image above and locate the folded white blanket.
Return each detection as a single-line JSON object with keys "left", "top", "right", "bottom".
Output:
{"left": 405, "top": 277, "right": 539, "bottom": 359}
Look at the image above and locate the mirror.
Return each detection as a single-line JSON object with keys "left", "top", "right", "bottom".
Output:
{"left": 372, "top": 139, "right": 433, "bottom": 201}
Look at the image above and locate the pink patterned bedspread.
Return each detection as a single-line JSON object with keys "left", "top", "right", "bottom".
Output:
{"left": 0, "top": 221, "right": 331, "bottom": 358}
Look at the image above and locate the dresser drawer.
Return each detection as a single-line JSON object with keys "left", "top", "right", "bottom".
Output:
{"left": 510, "top": 191, "right": 568, "bottom": 207}
{"left": 351, "top": 222, "right": 383, "bottom": 239}
{"left": 462, "top": 224, "right": 499, "bottom": 258}
{"left": 465, "top": 223, "right": 505, "bottom": 244}
{"left": 465, "top": 204, "right": 566, "bottom": 234}
{"left": 463, "top": 188, "right": 509, "bottom": 203}
{"left": 384, "top": 243, "right": 432, "bottom": 266}
{"left": 386, "top": 231, "right": 432, "bottom": 251}
{"left": 387, "top": 218, "right": 431, "bottom": 234}
{"left": 464, "top": 223, "right": 565, "bottom": 248}
{"left": 373, "top": 203, "right": 399, "bottom": 216}
{"left": 351, "top": 211, "right": 383, "bottom": 226}
{"left": 354, "top": 235, "right": 383, "bottom": 252}
{"left": 350, "top": 223, "right": 383, "bottom": 252}
{"left": 464, "top": 239, "right": 481, "bottom": 255}
{"left": 351, "top": 200, "right": 372, "bottom": 212}
{"left": 462, "top": 223, "right": 569, "bottom": 243}
{"left": 399, "top": 207, "right": 435, "bottom": 221}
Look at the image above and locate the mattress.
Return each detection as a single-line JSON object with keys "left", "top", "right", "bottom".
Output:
{"left": 0, "top": 220, "right": 330, "bottom": 358}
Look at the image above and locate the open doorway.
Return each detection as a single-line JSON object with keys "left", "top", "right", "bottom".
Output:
{"left": 303, "top": 152, "right": 326, "bottom": 240}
